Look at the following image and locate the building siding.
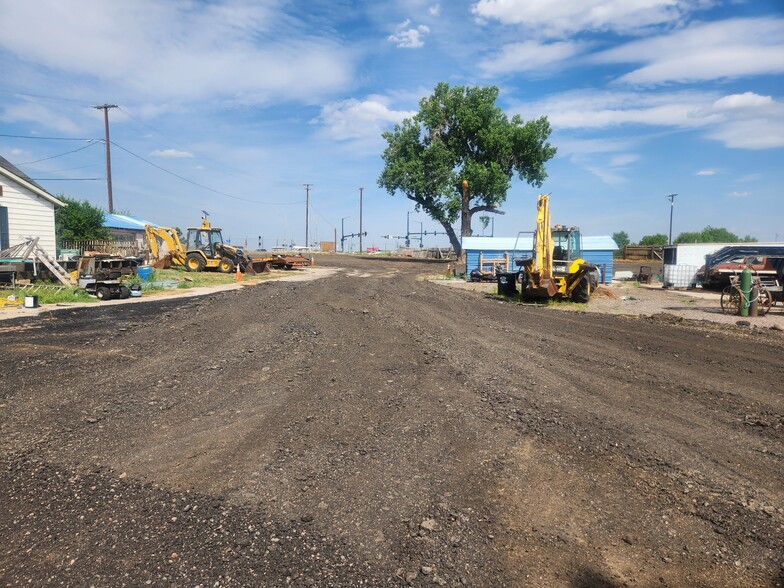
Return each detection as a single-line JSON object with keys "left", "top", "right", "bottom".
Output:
{"left": 0, "top": 177, "right": 58, "bottom": 254}
{"left": 465, "top": 240, "right": 615, "bottom": 284}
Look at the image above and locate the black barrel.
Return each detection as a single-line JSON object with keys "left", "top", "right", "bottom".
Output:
{"left": 497, "top": 272, "right": 518, "bottom": 296}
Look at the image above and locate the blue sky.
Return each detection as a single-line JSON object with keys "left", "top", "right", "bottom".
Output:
{"left": 1, "top": 0, "right": 782, "bottom": 249}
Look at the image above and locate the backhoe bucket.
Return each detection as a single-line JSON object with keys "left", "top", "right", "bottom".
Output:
{"left": 243, "top": 259, "right": 270, "bottom": 275}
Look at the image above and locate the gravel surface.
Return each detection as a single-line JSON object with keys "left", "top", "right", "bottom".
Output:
{"left": 441, "top": 277, "right": 784, "bottom": 331}
{"left": 1, "top": 254, "right": 782, "bottom": 587}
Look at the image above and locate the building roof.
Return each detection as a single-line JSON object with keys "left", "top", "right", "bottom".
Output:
{"left": 0, "top": 154, "right": 66, "bottom": 207}
{"left": 462, "top": 235, "right": 618, "bottom": 251}
{"left": 104, "top": 213, "right": 155, "bottom": 230}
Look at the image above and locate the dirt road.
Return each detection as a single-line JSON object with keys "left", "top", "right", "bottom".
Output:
{"left": 2, "top": 255, "right": 782, "bottom": 587}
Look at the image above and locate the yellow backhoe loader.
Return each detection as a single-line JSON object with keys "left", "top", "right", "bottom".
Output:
{"left": 517, "top": 194, "right": 598, "bottom": 302}
{"left": 145, "top": 218, "right": 268, "bottom": 274}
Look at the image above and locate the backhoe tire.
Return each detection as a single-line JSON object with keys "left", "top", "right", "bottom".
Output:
{"left": 96, "top": 286, "right": 111, "bottom": 301}
{"left": 185, "top": 253, "right": 206, "bottom": 272}
{"left": 218, "top": 257, "right": 235, "bottom": 273}
{"left": 571, "top": 276, "right": 591, "bottom": 303}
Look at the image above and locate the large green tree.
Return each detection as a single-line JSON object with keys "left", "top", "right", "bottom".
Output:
{"left": 639, "top": 233, "right": 668, "bottom": 246}
{"left": 612, "top": 231, "right": 630, "bottom": 249}
{"left": 54, "top": 196, "right": 112, "bottom": 241}
{"left": 378, "top": 83, "right": 556, "bottom": 257}
{"left": 674, "top": 226, "right": 758, "bottom": 244}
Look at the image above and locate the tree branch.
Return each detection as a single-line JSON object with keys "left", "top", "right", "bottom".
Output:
{"left": 469, "top": 205, "right": 505, "bottom": 215}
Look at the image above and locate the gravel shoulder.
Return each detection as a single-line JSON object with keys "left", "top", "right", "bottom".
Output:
{"left": 437, "top": 277, "right": 784, "bottom": 331}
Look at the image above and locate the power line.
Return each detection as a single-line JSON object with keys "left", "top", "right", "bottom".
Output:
{"left": 2, "top": 134, "right": 303, "bottom": 207}
{"left": 0, "top": 133, "right": 95, "bottom": 141}
{"left": 115, "top": 106, "right": 272, "bottom": 186}
{"left": 17, "top": 140, "right": 101, "bottom": 165}
{"left": 110, "top": 140, "right": 304, "bottom": 206}
{"left": 29, "top": 177, "right": 104, "bottom": 181}
{"left": 34, "top": 162, "right": 103, "bottom": 173}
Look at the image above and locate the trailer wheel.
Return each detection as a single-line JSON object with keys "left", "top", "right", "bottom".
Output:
{"left": 96, "top": 286, "right": 111, "bottom": 301}
{"left": 571, "top": 276, "right": 591, "bottom": 303}
{"left": 185, "top": 253, "right": 206, "bottom": 272}
{"left": 218, "top": 257, "right": 235, "bottom": 273}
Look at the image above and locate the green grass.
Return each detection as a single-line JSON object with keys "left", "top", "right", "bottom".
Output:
{"left": 1, "top": 286, "right": 96, "bottom": 305}
{"left": 0, "top": 267, "right": 275, "bottom": 307}
{"left": 137, "top": 267, "right": 274, "bottom": 289}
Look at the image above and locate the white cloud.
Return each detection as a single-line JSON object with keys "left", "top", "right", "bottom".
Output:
{"left": 429, "top": 4, "right": 441, "bottom": 16}
{"left": 554, "top": 137, "right": 637, "bottom": 156}
{"left": 584, "top": 165, "right": 626, "bottom": 185}
{"left": 727, "top": 191, "right": 751, "bottom": 198}
{"left": 0, "top": 1, "right": 355, "bottom": 104}
{"left": 609, "top": 153, "right": 639, "bottom": 166}
{"left": 479, "top": 40, "right": 586, "bottom": 75}
{"left": 471, "top": 0, "right": 700, "bottom": 37}
{"left": 512, "top": 89, "right": 720, "bottom": 130}
{"left": 696, "top": 169, "right": 716, "bottom": 176}
{"left": 150, "top": 149, "right": 194, "bottom": 159}
{"left": 1, "top": 101, "right": 82, "bottom": 134}
{"left": 595, "top": 18, "right": 784, "bottom": 84}
{"left": 388, "top": 21, "right": 431, "bottom": 48}
{"left": 698, "top": 92, "right": 784, "bottom": 149}
{"left": 512, "top": 90, "right": 784, "bottom": 149}
{"left": 315, "top": 97, "right": 416, "bottom": 141}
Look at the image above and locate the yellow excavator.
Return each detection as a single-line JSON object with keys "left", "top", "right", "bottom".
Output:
{"left": 517, "top": 194, "right": 598, "bottom": 302}
{"left": 144, "top": 217, "right": 268, "bottom": 274}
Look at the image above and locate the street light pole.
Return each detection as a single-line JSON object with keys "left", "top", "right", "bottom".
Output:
{"left": 341, "top": 216, "right": 351, "bottom": 252}
{"left": 359, "top": 187, "right": 364, "bottom": 254}
{"left": 666, "top": 193, "right": 678, "bottom": 245}
{"left": 303, "top": 184, "right": 312, "bottom": 247}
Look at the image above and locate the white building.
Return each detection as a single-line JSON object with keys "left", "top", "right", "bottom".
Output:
{"left": 0, "top": 154, "right": 65, "bottom": 255}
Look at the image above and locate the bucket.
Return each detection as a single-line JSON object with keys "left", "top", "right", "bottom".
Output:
{"left": 137, "top": 265, "right": 153, "bottom": 280}
{"left": 24, "top": 295, "right": 39, "bottom": 308}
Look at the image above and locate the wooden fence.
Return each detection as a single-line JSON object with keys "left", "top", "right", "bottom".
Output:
{"left": 58, "top": 239, "right": 143, "bottom": 258}
{"left": 623, "top": 245, "right": 663, "bottom": 260}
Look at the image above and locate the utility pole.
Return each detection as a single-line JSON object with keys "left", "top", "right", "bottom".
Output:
{"left": 666, "top": 193, "right": 678, "bottom": 245}
{"left": 94, "top": 104, "right": 118, "bottom": 213}
{"left": 303, "top": 184, "right": 312, "bottom": 247}
{"left": 359, "top": 187, "right": 364, "bottom": 254}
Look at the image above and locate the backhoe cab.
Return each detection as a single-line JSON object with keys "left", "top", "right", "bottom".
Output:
{"left": 145, "top": 217, "right": 268, "bottom": 274}
{"left": 518, "top": 194, "right": 598, "bottom": 303}
{"left": 184, "top": 219, "right": 238, "bottom": 273}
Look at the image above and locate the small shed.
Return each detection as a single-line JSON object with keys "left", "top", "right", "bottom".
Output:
{"left": 104, "top": 213, "right": 156, "bottom": 248}
{"left": 0, "top": 154, "right": 65, "bottom": 254}
{"left": 462, "top": 235, "right": 617, "bottom": 284}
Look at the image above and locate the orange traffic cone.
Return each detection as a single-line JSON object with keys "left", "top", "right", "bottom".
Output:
{"left": 235, "top": 264, "right": 243, "bottom": 280}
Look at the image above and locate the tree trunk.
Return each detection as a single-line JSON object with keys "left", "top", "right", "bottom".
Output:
{"left": 460, "top": 180, "right": 472, "bottom": 240}
{"left": 442, "top": 222, "right": 462, "bottom": 259}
